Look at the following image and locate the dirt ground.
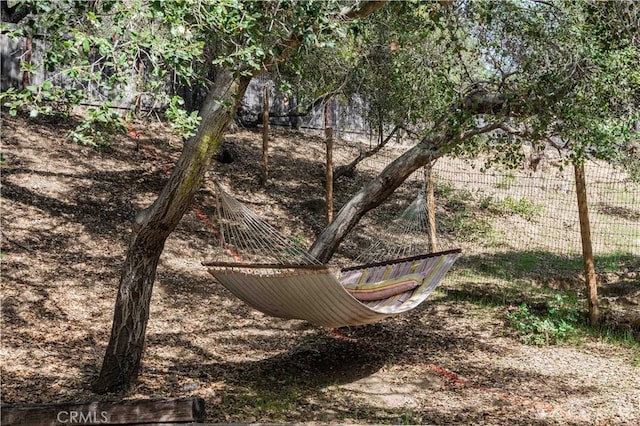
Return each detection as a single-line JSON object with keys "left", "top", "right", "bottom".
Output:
{"left": 1, "top": 114, "right": 639, "bottom": 424}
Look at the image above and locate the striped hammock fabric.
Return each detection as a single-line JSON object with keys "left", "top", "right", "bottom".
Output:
{"left": 206, "top": 249, "right": 461, "bottom": 328}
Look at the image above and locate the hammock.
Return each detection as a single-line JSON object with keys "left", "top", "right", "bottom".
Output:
{"left": 203, "top": 183, "right": 460, "bottom": 327}
{"left": 206, "top": 250, "right": 460, "bottom": 327}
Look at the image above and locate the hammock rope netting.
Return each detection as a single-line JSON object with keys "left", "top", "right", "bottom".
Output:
{"left": 204, "top": 182, "right": 461, "bottom": 327}
{"left": 354, "top": 189, "right": 437, "bottom": 265}
{"left": 212, "top": 184, "right": 321, "bottom": 266}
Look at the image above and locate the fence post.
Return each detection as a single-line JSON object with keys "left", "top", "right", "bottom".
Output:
{"left": 424, "top": 163, "right": 438, "bottom": 252}
{"left": 261, "top": 84, "right": 270, "bottom": 186}
{"left": 325, "top": 102, "right": 334, "bottom": 225}
{"left": 574, "top": 163, "right": 599, "bottom": 325}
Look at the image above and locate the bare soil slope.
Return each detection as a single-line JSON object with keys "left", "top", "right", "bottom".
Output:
{"left": 1, "top": 115, "right": 639, "bottom": 424}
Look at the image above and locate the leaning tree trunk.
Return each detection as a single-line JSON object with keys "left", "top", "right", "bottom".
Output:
{"left": 93, "top": 70, "right": 250, "bottom": 394}
{"left": 309, "top": 133, "right": 448, "bottom": 263}
{"left": 308, "top": 120, "right": 506, "bottom": 263}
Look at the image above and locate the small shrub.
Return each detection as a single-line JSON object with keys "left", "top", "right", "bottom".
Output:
{"left": 67, "top": 103, "right": 125, "bottom": 148}
{"left": 496, "top": 172, "right": 516, "bottom": 190}
{"left": 164, "top": 96, "right": 201, "bottom": 139}
{"left": 441, "top": 211, "right": 494, "bottom": 242}
{"left": 1, "top": 83, "right": 125, "bottom": 148}
{"left": 434, "top": 181, "right": 455, "bottom": 199}
{"left": 506, "top": 294, "right": 579, "bottom": 345}
{"left": 0, "top": 82, "right": 82, "bottom": 119}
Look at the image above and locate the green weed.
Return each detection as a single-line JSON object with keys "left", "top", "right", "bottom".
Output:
{"left": 496, "top": 172, "right": 516, "bottom": 190}
{"left": 434, "top": 181, "right": 456, "bottom": 199}
{"left": 506, "top": 294, "right": 580, "bottom": 346}
{"left": 481, "top": 195, "right": 544, "bottom": 221}
{"left": 0, "top": 82, "right": 82, "bottom": 119}
{"left": 398, "top": 412, "right": 419, "bottom": 425}
{"left": 582, "top": 323, "right": 640, "bottom": 349}
{"left": 164, "top": 95, "right": 201, "bottom": 139}
{"left": 217, "top": 384, "right": 300, "bottom": 419}
{"left": 594, "top": 251, "right": 639, "bottom": 273}
{"left": 67, "top": 103, "right": 125, "bottom": 148}
{"left": 439, "top": 211, "right": 501, "bottom": 244}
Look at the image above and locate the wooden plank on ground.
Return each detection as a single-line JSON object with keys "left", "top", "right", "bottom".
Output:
{"left": 1, "top": 397, "right": 205, "bottom": 426}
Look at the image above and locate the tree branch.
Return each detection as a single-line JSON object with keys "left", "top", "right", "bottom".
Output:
{"left": 333, "top": 125, "right": 399, "bottom": 181}
{"left": 458, "top": 120, "right": 506, "bottom": 141}
{"left": 531, "top": 0, "right": 561, "bottom": 11}
{"left": 260, "top": 1, "right": 387, "bottom": 75}
{"left": 270, "top": 90, "right": 341, "bottom": 118}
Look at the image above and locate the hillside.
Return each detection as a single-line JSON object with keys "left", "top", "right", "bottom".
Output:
{"left": 1, "top": 115, "right": 639, "bottom": 424}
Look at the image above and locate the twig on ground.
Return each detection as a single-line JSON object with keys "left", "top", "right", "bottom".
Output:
{"left": 1, "top": 229, "right": 34, "bottom": 252}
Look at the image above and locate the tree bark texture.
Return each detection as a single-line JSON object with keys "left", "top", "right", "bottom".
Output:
{"left": 21, "top": 37, "right": 32, "bottom": 89}
{"left": 424, "top": 163, "right": 438, "bottom": 252}
{"left": 262, "top": 84, "right": 270, "bottom": 185}
{"left": 1, "top": 0, "right": 32, "bottom": 23}
{"left": 93, "top": 69, "right": 250, "bottom": 393}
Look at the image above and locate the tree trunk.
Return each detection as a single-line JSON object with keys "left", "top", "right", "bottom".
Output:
{"left": 333, "top": 125, "right": 398, "bottom": 182}
{"left": 424, "top": 163, "right": 438, "bottom": 252}
{"left": 93, "top": 69, "right": 250, "bottom": 394}
{"left": 22, "top": 37, "right": 32, "bottom": 89}
{"left": 309, "top": 119, "right": 505, "bottom": 263}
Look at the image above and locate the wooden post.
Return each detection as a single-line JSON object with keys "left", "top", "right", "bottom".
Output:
{"left": 574, "top": 163, "right": 599, "bottom": 325}
{"left": 261, "top": 83, "right": 270, "bottom": 185}
{"left": 325, "top": 102, "right": 334, "bottom": 225}
{"left": 1, "top": 397, "right": 205, "bottom": 425}
{"left": 134, "top": 59, "right": 145, "bottom": 113}
{"left": 424, "top": 163, "right": 438, "bottom": 252}
{"left": 22, "top": 37, "right": 32, "bottom": 89}
{"left": 290, "top": 95, "right": 301, "bottom": 130}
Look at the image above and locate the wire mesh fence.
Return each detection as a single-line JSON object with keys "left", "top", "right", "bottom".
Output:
{"left": 430, "top": 157, "right": 639, "bottom": 259}
{"left": 309, "top": 133, "right": 639, "bottom": 273}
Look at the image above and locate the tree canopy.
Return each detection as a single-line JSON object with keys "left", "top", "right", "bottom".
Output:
{"left": 279, "top": 0, "right": 639, "bottom": 170}
{"left": 3, "top": 0, "right": 637, "bottom": 165}
{"left": 1, "top": 0, "right": 352, "bottom": 141}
